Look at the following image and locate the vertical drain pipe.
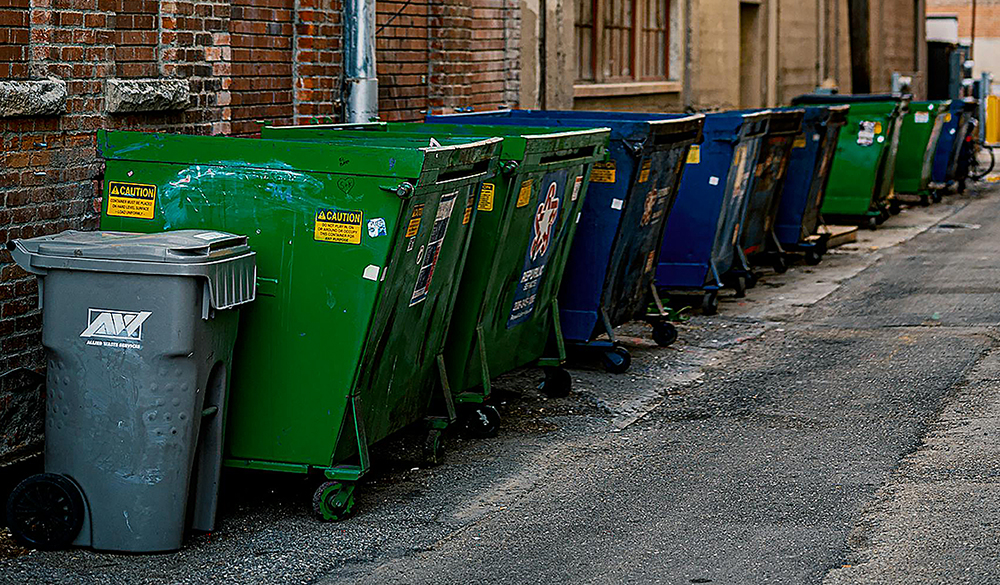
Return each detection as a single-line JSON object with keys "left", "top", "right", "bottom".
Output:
{"left": 343, "top": 0, "right": 378, "bottom": 123}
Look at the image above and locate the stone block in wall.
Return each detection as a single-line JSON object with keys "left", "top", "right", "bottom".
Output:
{"left": 0, "top": 80, "right": 68, "bottom": 118}
{"left": 105, "top": 78, "right": 191, "bottom": 114}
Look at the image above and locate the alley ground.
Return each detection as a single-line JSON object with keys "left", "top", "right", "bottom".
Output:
{"left": 3, "top": 180, "right": 1000, "bottom": 584}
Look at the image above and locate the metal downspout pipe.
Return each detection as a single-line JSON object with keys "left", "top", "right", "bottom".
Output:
{"left": 343, "top": 0, "right": 378, "bottom": 123}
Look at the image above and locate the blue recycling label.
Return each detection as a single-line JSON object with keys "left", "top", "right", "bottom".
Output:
{"left": 507, "top": 170, "right": 569, "bottom": 328}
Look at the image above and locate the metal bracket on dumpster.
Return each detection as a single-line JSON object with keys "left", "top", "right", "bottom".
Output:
{"left": 599, "top": 308, "right": 618, "bottom": 345}
{"left": 647, "top": 283, "right": 668, "bottom": 319}
{"left": 500, "top": 160, "right": 519, "bottom": 176}
{"left": 323, "top": 392, "right": 371, "bottom": 482}
{"left": 623, "top": 139, "right": 646, "bottom": 158}
{"left": 435, "top": 354, "right": 458, "bottom": 422}
{"left": 536, "top": 297, "right": 567, "bottom": 367}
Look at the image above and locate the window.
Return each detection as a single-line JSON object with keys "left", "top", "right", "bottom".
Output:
{"left": 575, "top": 0, "right": 670, "bottom": 83}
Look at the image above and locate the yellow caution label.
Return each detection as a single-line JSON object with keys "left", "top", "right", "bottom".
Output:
{"left": 944, "top": 113, "right": 952, "bottom": 123}
{"left": 638, "top": 159, "right": 652, "bottom": 183}
{"left": 462, "top": 191, "right": 475, "bottom": 224}
{"left": 686, "top": 145, "right": 701, "bottom": 164}
{"left": 590, "top": 161, "right": 617, "bottom": 183}
{"left": 478, "top": 183, "right": 495, "bottom": 212}
{"left": 315, "top": 208, "right": 363, "bottom": 244}
{"left": 106, "top": 181, "right": 157, "bottom": 219}
{"left": 793, "top": 135, "right": 807, "bottom": 149}
{"left": 516, "top": 179, "right": 532, "bottom": 207}
{"left": 874, "top": 122, "right": 883, "bottom": 134}
{"left": 405, "top": 204, "right": 424, "bottom": 237}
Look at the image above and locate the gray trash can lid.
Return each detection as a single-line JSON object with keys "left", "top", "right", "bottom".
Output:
{"left": 8, "top": 230, "right": 256, "bottom": 311}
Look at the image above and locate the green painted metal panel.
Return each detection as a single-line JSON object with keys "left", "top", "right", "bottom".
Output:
{"left": 822, "top": 101, "right": 907, "bottom": 219}
{"left": 893, "top": 100, "right": 950, "bottom": 195}
{"left": 262, "top": 123, "right": 611, "bottom": 400}
{"left": 98, "top": 130, "right": 501, "bottom": 476}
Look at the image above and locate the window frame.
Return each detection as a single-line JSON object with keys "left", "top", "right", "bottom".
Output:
{"left": 575, "top": 0, "right": 672, "bottom": 86}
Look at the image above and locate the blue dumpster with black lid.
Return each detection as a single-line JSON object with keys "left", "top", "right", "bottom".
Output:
{"left": 932, "top": 98, "right": 978, "bottom": 189}
{"left": 428, "top": 109, "right": 704, "bottom": 373}
{"left": 652, "top": 110, "right": 770, "bottom": 314}
{"left": 772, "top": 104, "right": 849, "bottom": 265}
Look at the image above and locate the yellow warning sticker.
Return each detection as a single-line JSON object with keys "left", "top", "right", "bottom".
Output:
{"left": 874, "top": 122, "right": 883, "bottom": 134}
{"left": 686, "top": 145, "right": 701, "bottom": 164}
{"left": 478, "top": 183, "right": 495, "bottom": 212}
{"left": 516, "top": 179, "right": 532, "bottom": 207}
{"left": 405, "top": 204, "right": 424, "bottom": 237}
{"left": 462, "top": 191, "right": 475, "bottom": 224}
{"left": 944, "top": 113, "right": 952, "bottom": 123}
{"left": 106, "top": 181, "right": 157, "bottom": 219}
{"left": 591, "top": 161, "right": 616, "bottom": 183}
{"left": 793, "top": 135, "right": 807, "bottom": 149}
{"left": 638, "top": 159, "right": 652, "bottom": 183}
{"left": 315, "top": 208, "right": 363, "bottom": 244}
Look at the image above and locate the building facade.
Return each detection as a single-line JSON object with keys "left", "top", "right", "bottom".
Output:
{"left": 928, "top": 0, "right": 1000, "bottom": 83}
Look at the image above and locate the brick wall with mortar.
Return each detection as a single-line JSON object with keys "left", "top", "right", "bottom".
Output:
{"left": 0, "top": 0, "right": 520, "bottom": 463}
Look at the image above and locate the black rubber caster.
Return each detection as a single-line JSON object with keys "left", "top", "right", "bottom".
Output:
{"left": 312, "top": 480, "right": 356, "bottom": 521}
{"left": 539, "top": 366, "right": 572, "bottom": 398}
{"left": 601, "top": 346, "right": 631, "bottom": 374}
{"left": 865, "top": 216, "right": 878, "bottom": 230}
{"left": 651, "top": 321, "right": 678, "bottom": 347}
{"left": 804, "top": 249, "right": 822, "bottom": 266}
{"left": 701, "top": 291, "right": 719, "bottom": 315}
{"left": 731, "top": 275, "right": 747, "bottom": 298}
{"left": 931, "top": 190, "right": 943, "bottom": 203}
{"left": 745, "top": 271, "right": 759, "bottom": 288}
{"left": 771, "top": 254, "right": 788, "bottom": 274}
{"left": 888, "top": 200, "right": 901, "bottom": 215}
{"left": 422, "top": 429, "right": 445, "bottom": 466}
{"left": 6, "top": 473, "right": 85, "bottom": 551}
{"left": 458, "top": 403, "right": 500, "bottom": 438}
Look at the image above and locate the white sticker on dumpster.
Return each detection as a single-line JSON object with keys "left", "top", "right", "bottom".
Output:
{"left": 708, "top": 176, "right": 720, "bottom": 186}
{"left": 410, "top": 191, "right": 458, "bottom": 306}
{"left": 362, "top": 265, "right": 380, "bottom": 281}
{"left": 81, "top": 308, "right": 151, "bottom": 350}
{"left": 915, "top": 112, "right": 930, "bottom": 124}
{"left": 610, "top": 198, "right": 624, "bottom": 210}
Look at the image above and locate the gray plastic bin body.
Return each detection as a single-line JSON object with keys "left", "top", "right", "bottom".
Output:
{"left": 6, "top": 230, "right": 255, "bottom": 552}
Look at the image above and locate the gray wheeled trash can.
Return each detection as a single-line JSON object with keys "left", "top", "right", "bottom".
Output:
{"left": 4, "top": 230, "right": 255, "bottom": 552}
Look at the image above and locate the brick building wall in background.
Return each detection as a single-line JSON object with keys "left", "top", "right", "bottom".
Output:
{"left": 0, "top": 0, "right": 520, "bottom": 463}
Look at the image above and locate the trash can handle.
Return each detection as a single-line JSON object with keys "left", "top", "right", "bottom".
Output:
{"left": 6, "top": 241, "right": 46, "bottom": 276}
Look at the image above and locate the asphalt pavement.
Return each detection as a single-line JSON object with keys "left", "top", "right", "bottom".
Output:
{"left": 2, "top": 181, "right": 1000, "bottom": 584}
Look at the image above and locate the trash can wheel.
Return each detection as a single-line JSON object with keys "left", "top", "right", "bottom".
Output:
{"left": 865, "top": 216, "right": 879, "bottom": 231}
{"left": 539, "top": 366, "right": 572, "bottom": 398}
{"left": 931, "top": 190, "right": 943, "bottom": 204}
{"left": 651, "top": 321, "right": 678, "bottom": 347}
{"left": 919, "top": 193, "right": 931, "bottom": 207}
{"left": 888, "top": 199, "right": 901, "bottom": 215}
{"left": 771, "top": 254, "right": 788, "bottom": 274}
{"left": 701, "top": 291, "right": 719, "bottom": 316}
{"left": 6, "top": 473, "right": 84, "bottom": 551}
{"left": 422, "top": 429, "right": 445, "bottom": 467}
{"left": 601, "top": 346, "right": 632, "bottom": 374}
{"left": 804, "top": 249, "right": 823, "bottom": 266}
{"left": 312, "top": 480, "right": 356, "bottom": 521}
{"left": 458, "top": 403, "right": 500, "bottom": 439}
{"left": 731, "top": 275, "right": 747, "bottom": 299}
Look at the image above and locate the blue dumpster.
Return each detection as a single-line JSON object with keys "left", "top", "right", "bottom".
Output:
{"left": 772, "top": 105, "right": 849, "bottom": 265}
{"left": 735, "top": 108, "right": 804, "bottom": 275}
{"left": 932, "top": 98, "right": 978, "bottom": 192}
{"left": 429, "top": 109, "right": 704, "bottom": 372}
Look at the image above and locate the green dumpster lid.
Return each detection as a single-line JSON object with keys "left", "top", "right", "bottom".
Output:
{"left": 8, "top": 230, "right": 257, "bottom": 312}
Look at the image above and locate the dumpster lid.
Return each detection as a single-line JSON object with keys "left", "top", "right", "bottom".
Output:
{"left": 16, "top": 229, "right": 251, "bottom": 264}
{"left": 791, "top": 93, "right": 909, "bottom": 105}
{"left": 8, "top": 230, "right": 257, "bottom": 313}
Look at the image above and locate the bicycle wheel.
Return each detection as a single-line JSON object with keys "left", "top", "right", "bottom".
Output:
{"left": 969, "top": 142, "right": 996, "bottom": 181}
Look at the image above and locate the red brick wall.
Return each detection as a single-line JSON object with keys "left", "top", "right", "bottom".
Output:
{"left": 0, "top": 0, "right": 520, "bottom": 462}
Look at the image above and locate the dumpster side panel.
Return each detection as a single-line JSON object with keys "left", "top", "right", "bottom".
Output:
{"left": 822, "top": 110, "right": 893, "bottom": 217}
{"left": 740, "top": 134, "right": 795, "bottom": 255}
{"left": 100, "top": 158, "right": 400, "bottom": 468}
{"left": 894, "top": 102, "right": 944, "bottom": 194}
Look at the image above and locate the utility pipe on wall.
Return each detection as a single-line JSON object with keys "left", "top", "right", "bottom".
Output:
{"left": 343, "top": 0, "right": 379, "bottom": 123}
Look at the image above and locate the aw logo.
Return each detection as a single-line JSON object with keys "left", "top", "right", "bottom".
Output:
{"left": 530, "top": 181, "right": 560, "bottom": 261}
{"left": 80, "top": 309, "right": 152, "bottom": 345}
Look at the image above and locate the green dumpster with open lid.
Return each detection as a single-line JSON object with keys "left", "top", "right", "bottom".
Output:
{"left": 97, "top": 129, "right": 501, "bottom": 519}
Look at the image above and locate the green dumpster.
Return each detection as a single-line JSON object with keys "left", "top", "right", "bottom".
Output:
{"left": 262, "top": 123, "right": 610, "bottom": 425}
{"left": 891, "top": 100, "right": 950, "bottom": 208}
{"left": 97, "top": 129, "right": 501, "bottom": 519}
{"left": 792, "top": 94, "right": 909, "bottom": 229}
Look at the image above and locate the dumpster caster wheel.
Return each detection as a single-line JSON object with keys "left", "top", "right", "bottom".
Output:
{"left": 6, "top": 473, "right": 84, "bottom": 551}
{"left": 889, "top": 200, "right": 901, "bottom": 215}
{"left": 539, "top": 366, "right": 572, "bottom": 398}
{"left": 701, "top": 291, "right": 719, "bottom": 316}
{"left": 732, "top": 275, "right": 747, "bottom": 299}
{"left": 458, "top": 404, "right": 500, "bottom": 438}
{"left": 745, "top": 271, "right": 759, "bottom": 288}
{"left": 804, "top": 250, "right": 823, "bottom": 266}
{"left": 771, "top": 254, "right": 788, "bottom": 274}
{"left": 601, "top": 346, "right": 631, "bottom": 374}
{"left": 931, "top": 190, "right": 943, "bottom": 203}
{"left": 422, "top": 429, "right": 445, "bottom": 467}
{"left": 651, "top": 321, "right": 678, "bottom": 347}
{"left": 865, "top": 216, "right": 878, "bottom": 231}
{"left": 312, "top": 481, "right": 356, "bottom": 521}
